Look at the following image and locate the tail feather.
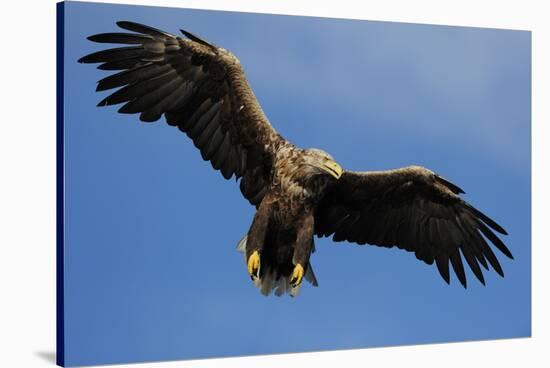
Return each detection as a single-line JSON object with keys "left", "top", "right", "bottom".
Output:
{"left": 304, "top": 263, "right": 318, "bottom": 287}
{"left": 236, "top": 234, "right": 317, "bottom": 296}
{"left": 236, "top": 234, "right": 247, "bottom": 253}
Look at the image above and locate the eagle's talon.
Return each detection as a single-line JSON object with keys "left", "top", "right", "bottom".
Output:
{"left": 247, "top": 250, "right": 260, "bottom": 279}
{"left": 290, "top": 263, "right": 304, "bottom": 287}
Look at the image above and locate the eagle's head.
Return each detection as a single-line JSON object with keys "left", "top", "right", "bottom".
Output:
{"left": 302, "top": 148, "right": 343, "bottom": 180}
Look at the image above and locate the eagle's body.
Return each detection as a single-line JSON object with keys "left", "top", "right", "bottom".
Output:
{"left": 241, "top": 147, "right": 338, "bottom": 295}
{"left": 80, "top": 21, "right": 513, "bottom": 296}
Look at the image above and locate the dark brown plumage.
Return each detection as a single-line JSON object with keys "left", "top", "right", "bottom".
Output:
{"left": 79, "top": 21, "right": 513, "bottom": 297}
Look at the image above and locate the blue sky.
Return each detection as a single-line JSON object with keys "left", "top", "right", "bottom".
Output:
{"left": 61, "top": 1, "right": 531, "bottom": 366}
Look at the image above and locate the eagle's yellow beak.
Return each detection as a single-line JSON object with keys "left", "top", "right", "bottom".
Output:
{"left": 321, "top": 160, "right": 343, "bottom": 180}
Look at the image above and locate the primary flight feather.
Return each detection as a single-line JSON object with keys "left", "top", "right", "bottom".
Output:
{"left": 79, "top": 21, "right": 513, "bottom": 296}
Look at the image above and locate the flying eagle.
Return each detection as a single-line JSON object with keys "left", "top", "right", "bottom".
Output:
{"left": 79, "top": 21, "right": 513, "bottom": 296}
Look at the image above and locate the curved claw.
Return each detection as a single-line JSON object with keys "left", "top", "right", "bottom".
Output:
{"left": 290, "top": 263, "right": 304, "bottom": 288}
{"left": 247, "top": 250, "right": 260, "bottom": 279}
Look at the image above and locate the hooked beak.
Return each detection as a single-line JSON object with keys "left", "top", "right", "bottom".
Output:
{"left": 321, "top": 160, "right": 343, "bottom": 180}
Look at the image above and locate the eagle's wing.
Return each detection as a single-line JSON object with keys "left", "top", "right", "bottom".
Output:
{"left": 79, "top": 21, "right": 286, "bottom": 206}
{"left": 314, "top": 166, "right": 513, "bottom": 287}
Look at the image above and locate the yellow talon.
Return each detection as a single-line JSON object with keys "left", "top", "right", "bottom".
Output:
{"left": 290, "top": 263, "right": 304, "bottom": 288}
{"left": 247, "top": 250, "right": 260, "bottom": 278}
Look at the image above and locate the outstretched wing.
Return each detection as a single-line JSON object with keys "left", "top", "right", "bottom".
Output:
{"left": 79, "top": 21, "right": 286, "bottom": 206}
{"left": 315, "top": 166, "right": 513, "bottom": 288}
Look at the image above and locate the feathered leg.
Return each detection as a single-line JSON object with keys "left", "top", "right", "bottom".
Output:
{"left": 290, "top": 211, "right": 314, "bottom": 287}
{"left": 246, "top": 199, "right": 271, "bottom": 279}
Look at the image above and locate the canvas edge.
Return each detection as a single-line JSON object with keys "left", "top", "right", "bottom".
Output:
{"left": 56, "top": 1, "right": 66, "bottom": 367}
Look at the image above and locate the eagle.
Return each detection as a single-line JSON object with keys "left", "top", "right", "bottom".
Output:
{"left": 79, "top": 21, "right": 513, "bottom": 296}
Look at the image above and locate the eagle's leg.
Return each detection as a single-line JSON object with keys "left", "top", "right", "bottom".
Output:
{"left": 246, "top": 200, "right": 271, "bottom": 279}
{"left": 290, "top": 211, "right": 314, "bottom": 287}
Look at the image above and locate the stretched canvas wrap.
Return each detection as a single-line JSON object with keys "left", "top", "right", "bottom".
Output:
{"left": 57, "top": 1, "right": 531, "bottom": 366}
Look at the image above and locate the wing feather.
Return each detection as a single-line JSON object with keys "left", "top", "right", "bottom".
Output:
{"left": 87, "top": 32, "right": 154, "bottom": 44}
{"left": 315, "top": 166, "right": 511, "bottom": 287}
{"left": 80, "top": 21, "right": 287, "bottom": 205}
